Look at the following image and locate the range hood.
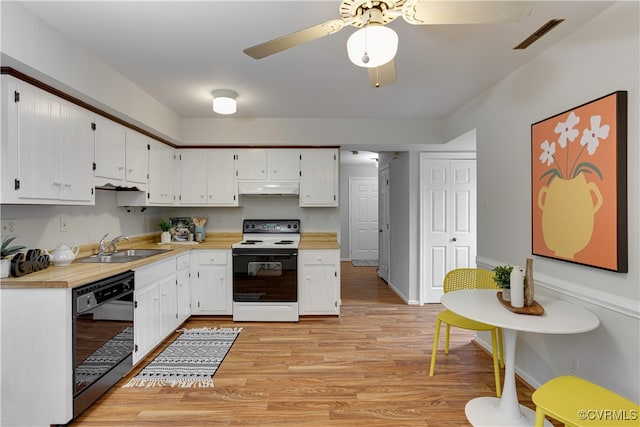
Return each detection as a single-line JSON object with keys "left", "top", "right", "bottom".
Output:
{"left": 238, "top": 181, "right": 299, "bottom": 196}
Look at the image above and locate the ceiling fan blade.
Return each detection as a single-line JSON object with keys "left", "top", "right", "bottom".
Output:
{"left": 403, "top": 1, "right": 535, "bottom": 25}
{"left": 368, "top": 60, "right": 396, "bottom": 88}
{"left": 244, "top": 19, "right": 345, "bottom": 59}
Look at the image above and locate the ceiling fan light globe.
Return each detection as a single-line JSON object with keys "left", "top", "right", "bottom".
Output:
{"left": 347, "top": 25, "right": 398, "bottom": 68}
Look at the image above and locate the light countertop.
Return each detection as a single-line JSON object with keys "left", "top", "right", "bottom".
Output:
{"left": 1, "top": 232, "right": 339, "bottom": 289}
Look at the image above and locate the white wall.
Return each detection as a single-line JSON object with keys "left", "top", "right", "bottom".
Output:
{"left": 163, "top": 197, "right": 340, "bottom": 235}
{"left": 0, "top": 191, "right": 157, "bottom": 250}
{"left": 181, "top": 117, "right": 445, "bottom": 148}
{"left": 445, "top": 1, "right": 639, "bottom": 401}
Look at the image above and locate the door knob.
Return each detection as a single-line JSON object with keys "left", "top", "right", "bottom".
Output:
{"left": 451, "top": 237, "right": 457, "bottom": 242}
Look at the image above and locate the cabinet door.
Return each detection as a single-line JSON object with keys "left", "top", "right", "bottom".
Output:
{"left": 191, "top": 251, "right": 231, "bottom": 315}
{"left": 15, "top": 85, "right": 61, "bottom": 200}
{"left": 148, "top": 140, "right": 175, "bottom": 205}
{"left": 93, "top": 115, "right": 126, "bottom": 183}
{"left": 159, "top": 274, "right": 178, "bottom": 336}
{"left": 125, "top": 130, "right": 149, "bottom": 185}
{"left": 267, "top": 149, "right": 300, "bottom": 180}
{"left": 133, "top": 282, "right": 160, "bottom": 364}
{"left": 235, "top": 149, "right": 267, "bottom": 180}
{"left": 60, "top": 104, "right": 94, "bottom": 202}
{"left": 299, "top": 250, "right": 340, "bottom": 315}
{"left": 194, "top": 264, "right": 229, "bottom": 314}
{"left": 176, "top": 268, "right": 191, "bottom": 323}
{"left": 207, "top": 150, "right": 237, "bottom": 205}
{"left": 179, "top": 149, "right": 208, "bottom": 204}
{"left": 300, "top": 149, "right": 338, "bottom": 207}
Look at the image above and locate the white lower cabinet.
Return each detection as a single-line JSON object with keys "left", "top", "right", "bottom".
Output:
{"left": 133, "top": 257, "right": 181, "bottom": 365}
{"left": 176, "top": 253, "right": 191, "bottom": 323}
{"left": 298, "top": 250, "right": 341, "bottom": 315}
{"left": 190, "top": 250, "right": 232, "bottom": 315}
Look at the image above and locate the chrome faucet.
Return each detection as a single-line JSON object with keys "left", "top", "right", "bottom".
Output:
{"left": 98, "top": 233, "right": 130, "bottom": 255}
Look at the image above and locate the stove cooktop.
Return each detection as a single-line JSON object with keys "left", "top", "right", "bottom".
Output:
{"left": 232, "top": 219, "right": 301, "bottom": 249}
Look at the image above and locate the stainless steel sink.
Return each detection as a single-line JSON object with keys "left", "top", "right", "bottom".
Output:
{"left": 76, "top": 248, "right": 171, "bottom": 263}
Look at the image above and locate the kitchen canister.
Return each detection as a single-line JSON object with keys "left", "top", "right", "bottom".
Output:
{"left": 510, "top": 265, "right": 525, "bottom": 308}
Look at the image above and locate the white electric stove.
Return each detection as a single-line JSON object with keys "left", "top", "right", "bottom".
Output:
{"left": 232, "top": 220, "right": 300, "bottom": 322}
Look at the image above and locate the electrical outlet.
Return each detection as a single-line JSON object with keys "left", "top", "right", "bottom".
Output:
{"left": 569, "top": 356, "right": 578, "bottom": 374}
{"left": 60, "top": 216, "right": 70, "bottom": 232}
{"left": 1, "top": 219, "right": 16, "bottom": 234}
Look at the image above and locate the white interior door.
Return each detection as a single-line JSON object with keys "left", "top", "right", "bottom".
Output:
{"left": 421, "top": 155, "right": 477, "bottom": 303}
{"left": 349, "top": 177, "right": 379, "bottom": 260}
{"left": 379, "top": 167, "right": 390, "bottom": 282}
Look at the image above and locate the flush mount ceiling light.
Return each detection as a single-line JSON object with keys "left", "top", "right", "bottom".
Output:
{"left": 346, "top": 8, "right": 398, "bottom": 68}
{"left": 211, "top": 89, "right": 237, "bottom": 115}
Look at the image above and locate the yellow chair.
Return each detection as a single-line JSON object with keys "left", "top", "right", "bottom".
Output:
{"left": 429, "top": 268, "right": 504, "bottom": 397}
{"left": 532, "top": 376, "right": 640, "bottom": 427}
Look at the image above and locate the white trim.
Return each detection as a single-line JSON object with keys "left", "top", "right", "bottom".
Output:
{"left": 477, "top": 256, "right": 640, "bottom": 319}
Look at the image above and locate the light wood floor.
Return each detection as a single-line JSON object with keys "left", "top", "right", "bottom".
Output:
{"left": 68, "top": 262, "right": 544, "bottom": 426}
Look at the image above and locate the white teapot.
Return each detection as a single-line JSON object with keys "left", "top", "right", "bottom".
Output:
{"left": 47, "top": 244, "right": 79, "bottom": 266}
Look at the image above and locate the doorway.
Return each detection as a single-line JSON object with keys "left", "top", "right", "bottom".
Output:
{"left": 349, "top": 177, "right": 379, "bottom": 262}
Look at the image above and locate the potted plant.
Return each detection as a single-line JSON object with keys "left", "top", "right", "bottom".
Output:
{"left": 492, "top": 265, "right": 513, "bottom": 301}
{"left": 158, "top": 219, "right": 171, "bottom": 244}
{"left": 1, "top": 236, "right": 26, "bottom": 278}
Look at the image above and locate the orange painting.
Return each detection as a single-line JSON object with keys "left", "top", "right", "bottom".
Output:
{"left": 531, "top": 91, "right": 627, "bottom": 272}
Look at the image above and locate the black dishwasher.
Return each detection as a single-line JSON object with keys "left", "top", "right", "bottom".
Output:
{"left": 72, "top": 270, "right": 134, "bottom": 418}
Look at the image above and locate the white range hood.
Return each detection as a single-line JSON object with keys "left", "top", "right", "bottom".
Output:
{"left": 238, "top": 181, "right": 299, "bottom": 196}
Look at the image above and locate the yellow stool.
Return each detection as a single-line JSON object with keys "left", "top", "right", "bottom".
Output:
{"left": 532, "top": 376, "right": 640, "bottom": 426}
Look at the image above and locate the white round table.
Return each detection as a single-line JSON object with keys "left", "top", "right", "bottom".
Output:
{"left": 440, "top": 289, "right": 599, "bottom": 426}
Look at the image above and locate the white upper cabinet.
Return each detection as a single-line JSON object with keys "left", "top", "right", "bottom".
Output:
{"left": 116, "top": 139, "right": 177, "bottom": 206}
{"left": 93, "top": 115, "right": 126, "bottom": 185}
{"left": 94, "top": 118, "right": 149, "bottom": 189}
{"left": 267, "top": 149, "right": 300, "bottom": 180}
{"left": 1, "top": 76, "right": 94, "bottom": 205}
{"left": 235, "top": 149, "right": 267, "bottom": 180}
{"left": 124, "top": 129, "right": 149, "bottom": 188}
{"left": 147, "top": 139, "right": 176, "bottom": 205}
{"left": 178, "top": 149, "right": 208, "bottom": 204}
{"left": 207, "top": 149, "right": 238, "bottom": 205}
{"left": 299, "top": 148, "right": 339, "bottom": 207}
{"left": 178, "top": 149, "right": 238, "bottom": 206}
{"left": 234, "top": 149, "right": 301, "bottom": 181}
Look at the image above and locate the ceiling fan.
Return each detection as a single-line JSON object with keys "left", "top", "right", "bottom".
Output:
{"left": 244, "top": 0, "right": 535, "bottom": 88}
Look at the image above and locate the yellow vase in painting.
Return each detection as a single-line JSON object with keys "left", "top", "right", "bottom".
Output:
{"left": 537, "top": 173, "right": 602, "bottom": 259}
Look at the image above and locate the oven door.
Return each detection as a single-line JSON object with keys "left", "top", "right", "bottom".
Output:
{"left": 232, "top": 249, "right": 297, "bottom": 302}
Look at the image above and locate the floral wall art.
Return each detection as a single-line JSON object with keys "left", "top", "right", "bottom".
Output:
{"left": 531, "top": 91, "right": 628, "bottom": 272}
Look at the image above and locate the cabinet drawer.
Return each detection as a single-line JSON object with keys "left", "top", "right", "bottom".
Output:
{"left": 198, "top": 251, "right": 227, "bottom": 265}
{"left": 176, "top": 253, "right": 190, "bottom": 270}
{"left": 300, "top": 250, "right": 339, "bottom": 265}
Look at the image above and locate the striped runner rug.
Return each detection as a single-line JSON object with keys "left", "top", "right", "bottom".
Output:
{"left": 124, "top": 327, "right": 241, "bottom": 388}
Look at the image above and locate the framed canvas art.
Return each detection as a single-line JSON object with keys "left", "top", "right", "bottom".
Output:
{"left": 531, "top": 91, "right": 627, "bottom": 272}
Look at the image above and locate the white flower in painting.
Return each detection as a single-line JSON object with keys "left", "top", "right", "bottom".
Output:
{"left": 580, "top": 115, "right": 610, "bottom": 155}
{"left": 539, "top": 140, "right": 556, "bottom": 166}
{"left": 554, "top": 111, "right": 580, "bottom": 148}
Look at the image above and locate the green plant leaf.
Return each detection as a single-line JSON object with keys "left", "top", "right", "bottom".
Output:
{"left": 539, "top": 168, "right": 562, "bottom": 185}
{"left": 573, "top": 162, "right": 603, "bottom": 180}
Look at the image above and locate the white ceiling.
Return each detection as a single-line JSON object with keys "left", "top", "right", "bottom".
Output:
{"left": 20, "top": 1, "right": 612, "bottom": 121}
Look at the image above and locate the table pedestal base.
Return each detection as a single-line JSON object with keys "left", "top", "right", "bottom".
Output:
{"left": 465, "top": 397, "right": 552, "bottom": 426}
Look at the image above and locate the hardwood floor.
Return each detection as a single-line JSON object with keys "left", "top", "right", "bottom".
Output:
{"left": 69, "top": 262, "right": 543, "bottom": 426}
